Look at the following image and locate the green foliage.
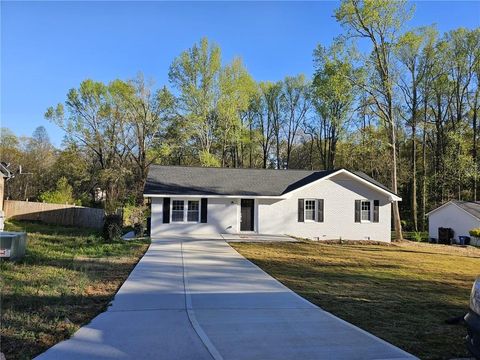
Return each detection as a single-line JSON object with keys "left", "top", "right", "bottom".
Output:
{"left": 469, "top": 228, "right": 480, "bottom": 238}
{"left": 168, "top": 38, "right": 221, "bottom": 156}
{"left": 411, "top": 231, "right": 423, "bottom": 242}
{"left": 123, "top": 204, "right": 148, "bottom": 227}
{"left": 39, "top": 177, "right": 80, "bottom": 205}
{"left": 199, "top": 150, "right": 221, "bottom": 167}
{"left": 335, "top": 0, "right": 414, "bottom": 37}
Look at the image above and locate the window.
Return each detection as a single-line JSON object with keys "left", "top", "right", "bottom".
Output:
{"left": 187, "top": 200, "right": 200, "bottom": 222}
{"left": 361, "top": 200, "right": 371, "bottom": 221}
{"left": 172, "top": 200, "right": 184, "bottom": 222}
{"left": 305, "top": 200, "right": 316, "bottom": 221}
{"left": 170, "top": 199, "right": 201, "bottom": 223}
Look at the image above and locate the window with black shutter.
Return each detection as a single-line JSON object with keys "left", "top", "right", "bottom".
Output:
{"left": 298, "top": 199, "right": 304, "bottom": 222}
{"left": 373, "top": 200, "right": 379, "bottom": 223}
{"left": 354, "top": 200, "right": 361, "bottom": 223}
{"left": 317, "top": 199, "right": 324, "bottom": 222}
{"left": 201, "top": 198, "right": 208, "bottom": 223}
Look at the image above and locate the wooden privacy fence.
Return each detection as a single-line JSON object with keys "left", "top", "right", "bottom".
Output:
{"left": 3, "top": 200, "right": 105, "bottom": 229}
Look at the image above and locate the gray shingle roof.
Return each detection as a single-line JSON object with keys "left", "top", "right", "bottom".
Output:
{"left": 452, "top": 200, "right": 480, "bottom": 220}
{"left": 144, "top": 165, "right": 396, "bottom": 197}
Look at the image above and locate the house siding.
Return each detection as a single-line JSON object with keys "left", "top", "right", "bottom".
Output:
{"left": 150, "top": 172, "right": 393, "bottom": 241}
{"left": 428, "top": 203, "right": 480, "bottom": 240}
{"left": 151, "top": 197, "right": 239, "bottom": 236}
{"left": 257, "top": 173, "right": 391, "bottom": 241}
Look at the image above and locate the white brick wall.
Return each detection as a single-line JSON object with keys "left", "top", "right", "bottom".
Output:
{"left": 257, "top": 173, "right": 392, "bottom": 241}
{"left": 151, "top": 197, "right": 239, "bottom": 236}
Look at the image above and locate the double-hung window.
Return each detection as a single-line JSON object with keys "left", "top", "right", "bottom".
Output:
{"left": 171, "top": 199, "right": 200, "bottom": 223}
{"left": 304, "top": 199, "right": 317, "bottom": 221}
{"left": 172, "top": 200, "right": 185, "bottom": 222}
{"left": 187, "top": 200, "right": 200, "bottom": 222}
{"left": 361, "top": 200, "right": 371, "bottom": 222}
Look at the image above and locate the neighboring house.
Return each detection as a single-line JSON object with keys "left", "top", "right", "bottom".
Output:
{"left": 144, "top": 165, "right": 401, "bottom": 241}
{"left": 427, "top": 200, "right": 480, "bottom": 241}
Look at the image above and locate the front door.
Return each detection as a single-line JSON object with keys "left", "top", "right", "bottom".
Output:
{"left": 240, "top": 199, "right": 254, "bottom": 231}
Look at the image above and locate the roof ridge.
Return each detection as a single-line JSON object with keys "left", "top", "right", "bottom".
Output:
{"left": 149, "top": 164, "right": 335, "bottom": 172}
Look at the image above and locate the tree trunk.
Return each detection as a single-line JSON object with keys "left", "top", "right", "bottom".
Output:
{"left": 473, "top": 92, "right": 478, "bottom": 201}
{"left": 421, "top": 96, "right": 428, "bottom": 231}
{"left": 276, "top": 133, "right": 281, "bottom": 169}
{"left": 389, "top": 97, "right": 403, "bottom": 241}
{"left": 411, "top": 124, "right": 418, "bottom": 232}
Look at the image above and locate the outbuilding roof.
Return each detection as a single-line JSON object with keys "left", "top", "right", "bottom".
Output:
{"left": 144, "top": 165, "right": 398, "bottom": 198}
{"left": 428, "top": 200, "right": 480, "bottom": 220}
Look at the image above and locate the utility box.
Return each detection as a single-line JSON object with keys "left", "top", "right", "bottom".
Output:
{"left": 438, "top": 227, "right": 454, "bottom": 245}
{"left": 0, "top": 232, "right": 27, "bottom": 260}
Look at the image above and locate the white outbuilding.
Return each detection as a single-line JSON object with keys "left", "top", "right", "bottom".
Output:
{"left": 427, "top": 200, "right": 480, "bottom": 242}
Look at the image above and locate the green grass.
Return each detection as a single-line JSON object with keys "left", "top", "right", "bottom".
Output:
{"left": 0, "top": 221, "right": 150, "bottom": 360}
{"left": 231, "top": 240, "right": 480, "bottom": 360}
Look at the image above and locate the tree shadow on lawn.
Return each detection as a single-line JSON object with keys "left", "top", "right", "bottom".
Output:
{"left": 1, "top": 293, "right": 115, "bottom": 360}
{"left": 344, "top": 244, "right": 480, "bottom": 258}
{"left": 248, "top": 257, "right": 472, "bottom": 359}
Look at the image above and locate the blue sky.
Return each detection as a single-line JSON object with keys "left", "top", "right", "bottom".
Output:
{"left": 2, "top": 1, "right": 479, "bottom": 147}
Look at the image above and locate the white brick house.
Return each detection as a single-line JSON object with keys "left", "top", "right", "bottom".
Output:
{"left": 144, "top": 166, "right": 401, "bottom": 241}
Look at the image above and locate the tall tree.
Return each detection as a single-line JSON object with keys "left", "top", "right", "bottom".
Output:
{"left": 335, "top": 0, "right": 413, "bottom": 240}
{"left": 396, "top": 26, "right": 437, "bottom": 231}
{"left": 109, "top": 75, "right": 175, "bottom": 203}
{"left": 45, "top": 79, "right": 128, "bottom": 212}
{"left": 281, "top": 74, "right": 311, "bottom": 168}
{"left": 168, "top": 37, "right": 221, "bottom": 166}
{"left": 311, "top": 43, "right": 356, "bottom": 170}
{"left": 217, "top": 58, "right": 256, "bottom": 167}
{"left": 258, "top": 82, "right": 282, "bottom": 168}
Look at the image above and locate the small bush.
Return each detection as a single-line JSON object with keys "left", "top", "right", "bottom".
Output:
{"left": 103, "top": 214, "right": 122, "bottom": 242}
{"left": 123, "top": 205, "right": 147, "bottom": 226}
{"left": 123, "top": 204, "right": 148, "bottom": 237}
{"left": 469, "top": 228, "right": 480, "bottom": 237}
{"left": 39, "top": 177, "right": 81, "bottom": 205}
{"left": 412, "top": 232, "right": 423, "bottom": 242}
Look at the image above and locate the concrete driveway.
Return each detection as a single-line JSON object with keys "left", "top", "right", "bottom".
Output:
{"left": 37, "top": 236, "right": 416, "bottom": 360}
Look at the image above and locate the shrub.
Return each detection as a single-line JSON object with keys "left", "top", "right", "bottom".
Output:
{"left": 39, "top": 177, "right": 81, "bottom": 205}
{"left": 103, "top": 214, "right": 122, "bottom": 242}
{"left": 123, "top": 204, "right": 148, "bottom": 237}
{"left": 412, "top": 232, "right": 423, "bottom": 242}
{"left": 469, "top": 228, "right": 480, "bottom": 237}
{"left": 123, "top": 205, "right": 147, "bottom": 226}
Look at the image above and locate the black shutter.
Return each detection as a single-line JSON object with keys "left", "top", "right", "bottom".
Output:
{"left": 298, "top": 199, "right": 304, "bottom": 222}
{"left": 163, "top": 197, "right": 170, "bottom": 223}
{"left": 201, "top": 198, "right": 208, "bottom": 223}
{"left": 373, "top": 200, "right": 379, "bottom": 223}
{"left": 317, "top": 199, "right": 324, "bottom": 222}
{"left": 354, "top": 200, "right": 361, "bottom": 223}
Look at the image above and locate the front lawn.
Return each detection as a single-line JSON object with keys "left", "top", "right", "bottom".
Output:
{"left": 0, "top": 221, "right": 150, "bottom": 360}
{"left": 231, "top": 240, "right": 480, "bottom": 360}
